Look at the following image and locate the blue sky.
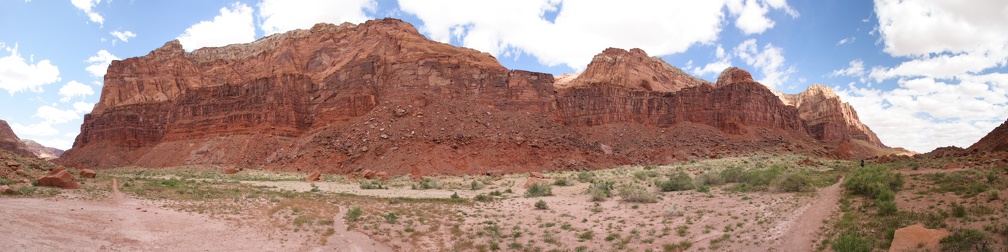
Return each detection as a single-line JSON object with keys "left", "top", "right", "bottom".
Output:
{"left": 1, "top": 0, "right": 1006, "bottom": 153}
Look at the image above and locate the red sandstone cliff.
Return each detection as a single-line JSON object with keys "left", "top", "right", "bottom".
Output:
{"left": 0, "top": 120, "right": 35, "bottom": 157}
{"left": 60, "top": 18, "right": 893, "bottom": 173}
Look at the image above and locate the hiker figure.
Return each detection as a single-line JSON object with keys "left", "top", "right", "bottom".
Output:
{"left": 860, "top": 160, "right": 865, "bottom": 168}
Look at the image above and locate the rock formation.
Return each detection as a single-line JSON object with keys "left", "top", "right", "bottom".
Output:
{"left": 0, "top": 120, "right": 35, "bottom": 157}
{"left": 21, "top": 139, "right": 64, "bottom": 160}
{"left": 779, "top": 84, "right": 886, "bottom": 148}
{"left": 968, "top": 117, "right": 1008, "bottom": 153}
{"left": 59, "top": 18, "right": 893, "bottom": 174}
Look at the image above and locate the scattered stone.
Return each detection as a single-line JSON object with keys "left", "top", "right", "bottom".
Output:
{"left": 306, "top": 171, "right": 321, "bottom": 182}
{"left": 376, "top": 171, "right": 389, "bottom": 181}
{"left": 944, "top": 163, "right": 963, "bottom": 169}
{"left": 362, "top": 169, "right": 377, "bottom": 179}
{"left": 80, "top": 169, "right": 97, "bottom": 178}
{"left": 889, "top": 223, "right": 949, "bottom": 252}
{"left": 600, "top": 144, "right": 613, "bottom": 155}
{"left": 523, "top": 178, "right": 548, "bottom": 189}
{"left": 224, "top": 167, "right": 238, "bottom": 174}
{"left": 0, "top": 185, "right": 12, "bottom": 194}
{"left": 5, "top": 161, "right": 20, "bottom": 168}
{"left": 529, "top": 172, "right": 544, "bottom": 179}
{"left": 38, "top": 168, "right": 79, "bottom": 189}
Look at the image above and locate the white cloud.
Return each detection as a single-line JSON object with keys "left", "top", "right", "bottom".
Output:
{"left": 0, "top": 43, "right": 60, "bottom": 95}
{"left": 85, "top": 50, "right": 119, "bottom": 78}
{"left": 836, "top": 37, "right": 855, "bottom": 46}
{"left": 875, "top": 0, "right": 1008, "bottom": 57}
{"left": 10, "top": 121, "right": 58, "bottom": 137}
{"left": 258, "top": 0, "right": 377, "bottom": 36}
{"left": 734, "top": 39, "right": 794, "bottom": 89}
{"left": 828, "top": 59, "right": 866, "bottom": 84}
{"left": 177, "top": 2, "right": 255, "bottom": 51}
{"left": 58, "top": 80, "right": 94, "bottom": 102}
{"left": 726, "top": 0, "right": 798, "bottom": 35}
{"left": 692, "top": 45, "right": 732, "bottom": 77}
{"left": 70, "top": 0, "right": 104, "bottom": 25}
{"left": 110, "top": 30, "right": 136, "bottom": 43}
{"left": 72, "top": 101, "right": 95, "bottom": 113}
{"left": 35, "top": 105, "right": 79, "bottom": 124}
{"left": 401, "top": 0, "right": 781, "bottom": 71}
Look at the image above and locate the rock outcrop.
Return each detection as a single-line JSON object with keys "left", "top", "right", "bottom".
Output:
{"left": 968, "top": 117, "right": 1008, "bottom": 153}
{"left": 0, "top": 120, "right": 35, "bottom": 157}
{"left": 889, "top": 223, "right": 949, "bottom": 252}
{"left": 38, "top": 167, "right": 79, "bottom": 189}
{"left": 779, "top": 84, "right": 886, "bottom": 148}
{"left": 59, "top": 18, "right": 894, "bottom": 174}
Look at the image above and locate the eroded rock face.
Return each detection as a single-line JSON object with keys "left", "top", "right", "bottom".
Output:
{"left": 780, "top": 84, "right": 886, "bottom": 148}
{"left": 0, "top": 120, "right": 35, "bottom": 157}
{"left": 21, "top": 139, "right": 64, "bottom": 160}
{"left": 715, "top": 67, "right": 754, "bottom": 87}
{"left": 60, "top": 18, "right": 893, "bottom": 174}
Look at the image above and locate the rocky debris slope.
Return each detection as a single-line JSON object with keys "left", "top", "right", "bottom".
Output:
{"left": 60, "top": 18, "right": 894, "bottom": 174}
{"left": 0, "top": 120, "right": 35, "bottom": 157}
{"left": 968, "top": 117, "right": 1008, "bottom": 153}
{"left": 21, "top": 139, "right": 64, "bottom": 160}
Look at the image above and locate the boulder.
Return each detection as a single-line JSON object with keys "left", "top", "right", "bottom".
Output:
{"left": 0, "top": 185, "right": 12, "bottom": 194}
{"left": 306, "top": 171, "right": 321, "bottom": 182}
{"left": 80, "top": 169, "right": 97, "bottom": 178}
{"left": 38, "top": 168, "right": 79, "bottom": 189}
{"left": 889, "top": 223, "right": 949, "bottom": 252}
{"left": 523, "top": 178, "right": 548, "bottom": 189}
{"left": 945, "top": 163, "right": 963, "bottom": 169}
{"left": 376, "top": 171, "right": 389, "bottom": 181}
{"left": 5, "top": 161, "right": 20, "bottom": 168}
{"left": 529, "top": 172, "right": 544, "bottom": 179}
{"left": 224, "top": 167, "right": 238, "bottom": 174}
{"left": 362, "top": 169, "right": 377, "bottom": 179}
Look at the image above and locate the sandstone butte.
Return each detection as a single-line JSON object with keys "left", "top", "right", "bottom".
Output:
{"left": 57, "top": 18, "right": 901, "bottom": 176}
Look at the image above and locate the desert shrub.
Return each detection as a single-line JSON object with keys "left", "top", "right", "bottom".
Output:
{"left": 554, "top": 178, "right": 570, "bottom": 186}
{"left": 617, "top": 183, "right": 658, "bottom": 203}
{"left": 474, "top": 193, "right": 493, "bottom": 202}
{"left": 359, "top": 180, "right": 385, "bottom": 189}
{"left": 663, "top": 241, "right": 692, "bottom": 252}
{"left": 345, "top": 206, "right": 363, "bottom": 222}
{"left": 588, "top": 180, "right": 614, "bottom": 201}
{"left": 489, "top": 190, "right": 503, "bottom": 196}
{"left": 941, "top": 228, "right": 991, "bottom": 252}
{"left": 876, "top": 199, "right": 898, "bottom": 216}
{"left": 577, "top": 171, "right": 596, "bottom": 183}
{"left": 952, "top": 202, "right": 967, "bottom": 218}
{"left": 525, "top": 183, "right": 553, "bottom": 197}
{"left": 634, "top": 170, "right": 659, "bottom": 180}
{"left": 384, "top": 212, "right": 398, "bottom": 223}
{"left": 534, "top": 199, "right": 549, "bottom": 210}
{"left": 775, "top": 172, "right": 815, "bottom": 192}
{"left": 0, "top": 178, "right": 10, "bottom": 186}
{"left": 844, "top": 166, "right": 904, "bottom": 199}
{"left": 470, "top": 180, "right": 483, "bottom": 190}
{"left": 450, "top": 192, "right": 460, "bottom": 199}
{"left": 694, "top": 172, "right": 725, "bottom": 187}
{"left": 719, "top": 166, "right": 746, "bottom": 183}
{"left": 412, "top": 178, "right": 441, "bottom": 190}
{"left": 831, "top": 231, "right": 872, "bottom": 252}
{"left": 743, "top": 165, "right": 785, "bottom": 187}
{"left": 577, "top": 230, "right": 594, "bottom": 240}
{"left": 657, "top": 172, "right": 694, "bottom": 192}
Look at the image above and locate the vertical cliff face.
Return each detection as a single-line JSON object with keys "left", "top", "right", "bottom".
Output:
{"left": 0, "top": 120, "right": 35, "bottom": 157}
{"left": 780, "top": 84, "right": 887, "bottom": 148}
{"left": 60, "top": 18, "right": 895, "bottom": 172}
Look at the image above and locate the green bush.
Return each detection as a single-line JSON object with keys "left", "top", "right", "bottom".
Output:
{"left": 474, "top": 193, "right": 493, "bottom": 202}
{"left": 450, "top": 192, "right": 460, "bottom": 199}
{"left": 694, "top": 172, "right": 725, "bottom": 187}
{"left": 534, "top": 199, "right": 548, "bottom": 210}
{"left": 657, "top": 172, "right": 694, "bottom": 192}
{"left": 831, "top": 231, "right": 872, "bottom": 252}
{"left": 719, "top": 166, "right": 746, "bottom": 183}
{"left": 554, "top": 178, "right": 570, "bottom": 186}
{"left": 940, "top": 228, "right": 991, "bottom": 252}
{"left": 525, "top": 183, "right": 553, "bottom": 197}
{"left": 345, "top": 206, "right": 363, "bottom": 222}
{"left": 470, "top": 180, "right": 483, "bottom": 190}
{"left": 617, "top": 183, "right": 658, "bottom": 203}
{"left": 359, "top": 180, "right": 385, "bottom": 189}
{"left": 775, "top": 172, "right": 815, "bottom": 192}
{"left": 384, "top": 212, "right": 398, "bottom": 223}
{"left": 577, "top": 171, "right": 596, "bottom": 183}
{"left": 412, "top": 178, "right": 441, "bottom": 190}
{"left": 588, "top": 180, "right": 613, "bottom": 201}
{"left": 634, "top": 170, "right": 659, "bottom": 180}
{"left": 663, "top": 241, "right": 692, "bottom": 252}
{"left": 876, "top": 199, "right": 898, "bottom": 216}
{"left": 844, "top": 166, "right": 904, "bottom": 199}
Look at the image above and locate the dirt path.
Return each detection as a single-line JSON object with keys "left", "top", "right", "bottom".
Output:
{"left": 0, "top": 181, "right": 392, "bottom": 251}
{"left": 772, "top": 178, "right": 844, "bottom": 251}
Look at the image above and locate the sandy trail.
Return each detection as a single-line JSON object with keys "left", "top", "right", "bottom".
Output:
{"left": 0, "top": 180, "right": 392, "bottom": 252}
{"left": 772, "top": 178, "right": 844, "bottom": 251}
